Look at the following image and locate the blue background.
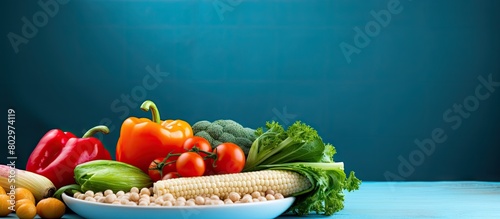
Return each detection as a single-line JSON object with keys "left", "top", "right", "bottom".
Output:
{"left": 2, "top": 0, "right": 499, "bottom": 181}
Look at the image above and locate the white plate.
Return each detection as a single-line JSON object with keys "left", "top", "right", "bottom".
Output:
{"left": 62, "top": 193, "right": 295, "bottom": 219}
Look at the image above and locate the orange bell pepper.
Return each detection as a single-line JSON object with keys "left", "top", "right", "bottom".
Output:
{"left": 116, "top": 100, "right": 193, "bottom": 173}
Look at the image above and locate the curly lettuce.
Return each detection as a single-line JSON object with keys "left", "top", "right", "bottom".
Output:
{"left": 243, "top": 120, "right": 360, "bottom": 215}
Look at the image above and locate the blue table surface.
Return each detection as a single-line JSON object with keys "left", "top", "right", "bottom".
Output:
{"left": 6, "top": 181, "right": 500, "bottom": 218}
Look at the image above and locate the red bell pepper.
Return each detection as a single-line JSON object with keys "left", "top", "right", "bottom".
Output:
{"left": 26, "top": 125, "right": 112, "bottom": 189}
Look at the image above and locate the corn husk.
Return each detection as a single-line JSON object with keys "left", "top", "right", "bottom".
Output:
{"left": 74, "top": 160, "right": 152, "bottom": 193}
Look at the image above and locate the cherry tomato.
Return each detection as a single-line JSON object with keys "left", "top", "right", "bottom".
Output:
{"left": 183, "top": 136, "right": 212, "bottom": 156}
{"left": 213, "top": 143, "right": 246, "bottom": 174}
{"left": 203, "top": 158, "right": 216, "bottom": 176}
{"left": 162, "top": 172, "right": 180, "bottom": 180}
{"left": 148, "top": 161, "right": 162, "bottom": 181}
{"left": 176, "top": 152, "right": 205, "bottom": 177}
{"left": 148, "top": 156, "right": 177, "bottom": 181}
{"left": 183, "top": 136, "right": 213, "bottom": 176}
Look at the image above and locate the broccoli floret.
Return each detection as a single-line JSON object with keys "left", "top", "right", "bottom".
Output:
{"left": 243, "top": 127, "right": 256, "bottom": 139}
{"left": 212, "top": 140, "right": 223, "bottom": 147}
{"left": 192, "top": 119, "right": 256, "bottom": 155}
{"left": 212, "top": 119, "right": 235, "bottom": 127}
{"left": 194, "top": 131, "right": 215, "bottom": 143}
{"left": 206, "top": 123, "right": 223, "bottom": 139}
{"left": 219, "top": 132, "right": 236, "bottom": 143}
{"left": 233, "top": 137, "right": 253, "bottom": 154}
{"left": 222, "top": 123, "right": 246, "bottom": 138}
{"left": 192, "top": 120, "right": 211, "bottom": 133}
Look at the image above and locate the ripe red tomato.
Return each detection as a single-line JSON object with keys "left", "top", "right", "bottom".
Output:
{"left": 183, "top": 136, "right": 212, "bottom": 156}
{"left": 176, "top": 152, "right": 205, "bottom": 177}
{"left": 148, "top": 156, "right": 177, "bottom": 181}
{"left": 213, "top": 143, "right": 246, "bottom": 174}
{"left": 203, "top": 158, "right": 216, "bottom": 176}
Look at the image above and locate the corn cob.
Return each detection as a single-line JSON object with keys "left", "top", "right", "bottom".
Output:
{"left": 0, "top": 165, "right": 56, "bottom": 202}
{"left": 153, "top": 170, "right": 311, "bottom": 200}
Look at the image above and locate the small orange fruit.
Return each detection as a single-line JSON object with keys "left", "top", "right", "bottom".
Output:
{"left": 16, "top": 202, "right": 36, "bottom": 219}
{"left": 14, "top": 188, "right": 35, "bottom": 204}
{"left": 36, "top": 197, "right": 66, "bottom": 219}
{"left": 0, "top": 195, "right": 13, "bottom": 216}
{"left": 15, "top": 199, "right": 33, "bottom": 211}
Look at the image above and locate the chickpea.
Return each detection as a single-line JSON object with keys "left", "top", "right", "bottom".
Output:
{"left": 129, "top": 193, "right": 140, "bottom": 202}
{"left": 104, "top": 189, "right": 114, "bottom": 196}
{"left": 266, "top": 194, "right": 275, "bottom": 200}
{"left": 127, "top": 187, "right": 136, "bottom": 193}
{"left": 204, "top": 199, "right": 212, "bottom": 205}
{"left": 251, "top": 191, "right": 261, "bottom": 199}
{"left": 154, "top": 198, "right": 164, "bottom": 205}
{"left": 138, "top": 198, "right": 150, "bottom": 204}
{"left": 84, "top": 190, "right": 95, "bottom": 197}
{"left": 242, "top": 194, "right": 252, "bottom": 201}
{"left": 265, "top": 189, "right": 275, "bottom": 196}
{"left": 274, "top": 193, "right": 284, "bottom": 199}
{"left": 140, "top": 188, "right": 150, "bottom": 196}
{"left": 162, "top": 201, "right": 173, "bottom": 206}
{"left": 97, "top": 197, "right": 106, "bottom": 203}
{"left": 120, "top": 199, "right": 128, "bottom": 205}
{"left": 240, "top": 196, "right": 253, "bottom": 203}
{"left": 162, "top": 193, "right": 174, "bottom": 201}
{"left": 195, "top": 196, "right": 205, "bottom": 205}
{"left": 228, "top": 192, "right": 241, "bottom": 202}
{"left": 85, "top": 197, "right": 97, "bottom": 202}
{"left": 126, "top": 202, "right": 137, "bottom": 206}
{"left": 116, "top": 191, "right": 125, "bottom": 197}
{"left": 105, "top": 194, "right": 117, "bottom": 203}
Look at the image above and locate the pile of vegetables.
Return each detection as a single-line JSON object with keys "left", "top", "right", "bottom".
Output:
{"left": 0, "top": 99, "right": 360, "bottom": 218}
{"left": 0, "top": 169, "right": 66, "bottom": 218}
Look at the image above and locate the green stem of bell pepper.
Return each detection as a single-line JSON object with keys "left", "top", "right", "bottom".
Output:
{"left": 140, "top": 100, "right": 161, "bottom": 124}
{"left": 82, "top": 125, "right": 110, "bottom": 138}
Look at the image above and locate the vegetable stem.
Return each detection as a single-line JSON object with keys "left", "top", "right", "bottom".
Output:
{"left": 82, "top": 125, "right": 110, "bottom": 138}
{"left": 140, "top": 100, "right": 161, "bottom": 124}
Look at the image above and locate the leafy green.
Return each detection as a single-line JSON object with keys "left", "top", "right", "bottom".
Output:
{"left": 321, "top": 143, "right": 336, "bottom": 163}
{"left": 244, "top": 121, "right": 333, "bottom": 171}
{"left": 260, "top": 162, "right": 360, "bottom": 215}
{"left": 243, "top": 120, "right": 361, "bottom": 215}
